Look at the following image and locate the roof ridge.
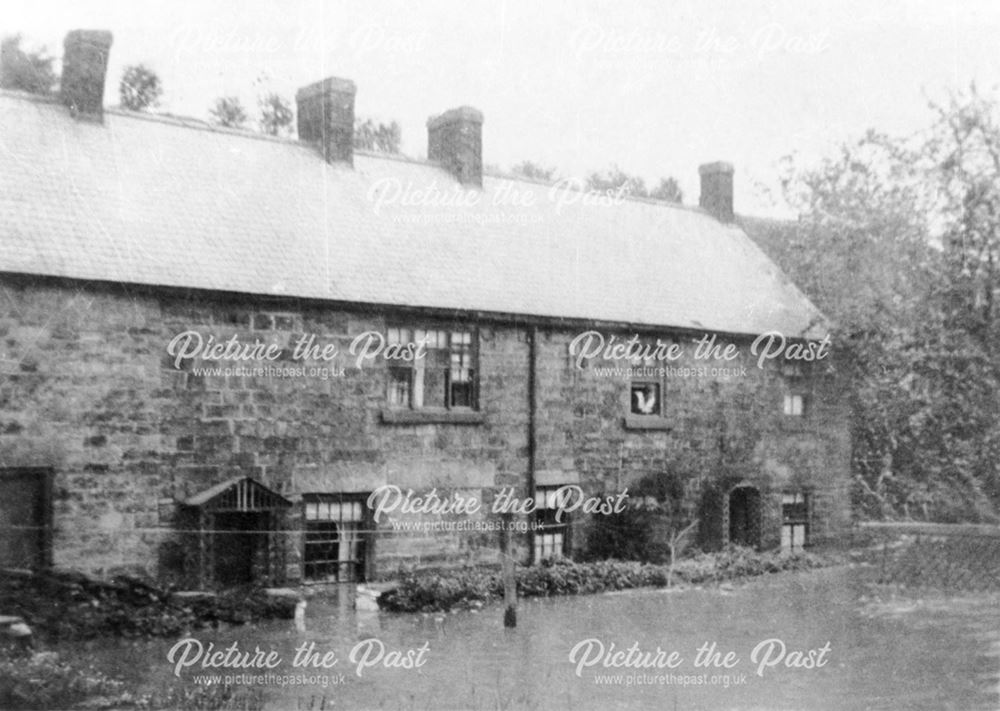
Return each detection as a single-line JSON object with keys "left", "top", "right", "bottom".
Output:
{"left": 481, "top": 166, "right": 716, "bottom": 217}
{"left": 0, "top": 89, "right": 729, "bottom": 222}
{"left": 0, "top": 89, "right": 307, "bottom": 146}
{"left": 104, "top": 105, "right": 301, "bottom": 145}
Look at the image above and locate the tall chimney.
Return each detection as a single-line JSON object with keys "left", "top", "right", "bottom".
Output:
{"left": 295, "top": 76, "right": 356, "bottom": 165}
{"left": 698, "top": 161, "right": 734, "bottom": 223}
{"left": 427, "top": 107, "right": 483, "bottom": 187}
{"left": 60, "top": 30, "right": 113, "bottom": 120}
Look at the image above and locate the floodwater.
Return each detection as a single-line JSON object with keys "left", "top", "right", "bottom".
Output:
{"left": 71, "top": 566, "right": 999, "bottom": 711}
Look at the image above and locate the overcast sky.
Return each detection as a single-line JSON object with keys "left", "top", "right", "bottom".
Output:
{"left": 7, "top": 0, "right": 1000, "bottom": 215}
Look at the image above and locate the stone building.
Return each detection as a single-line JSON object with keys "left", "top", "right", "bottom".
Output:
{"left": 0, "top": 30, "right": 849, "bottom": 588}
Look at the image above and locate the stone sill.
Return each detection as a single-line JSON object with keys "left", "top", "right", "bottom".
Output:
{"left": 623, "top": 415, "right": 672, "bottom": 431}
{"left": 380, "top": 408, "right": 485, "bottom": 425}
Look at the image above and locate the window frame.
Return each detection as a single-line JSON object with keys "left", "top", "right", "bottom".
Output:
{"left": 533, "top": 485, "right": 571, "bottom": 562}
{"left": 385, "top": 325, "right": 479, "bottom": 412}
{"left": 622, "top": 337, "right": 675, "bottom": 431}
{"left": 780, "top": 491, "right": 810, "bottom": 551}
{"left": 629, "top": 380, "right": 663, "bottom": 417}
{"left": 302, "top": 493, "right": 372, "bottom": 583}
{"left": 783, "top": 393, "right": 806, "bottom": 417}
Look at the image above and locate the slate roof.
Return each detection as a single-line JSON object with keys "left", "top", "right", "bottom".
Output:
{"left": 0, "top": 90, "right": 827, "bottom": 338}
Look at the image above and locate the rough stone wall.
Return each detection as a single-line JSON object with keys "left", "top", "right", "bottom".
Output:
{"left": 531, "top": 327, "right": 851, "bottom": 554}
{"left": 0, "top": 276, "right": 850, "bottom": 584}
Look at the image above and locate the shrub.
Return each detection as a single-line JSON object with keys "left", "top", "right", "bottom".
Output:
{"left": 586, "top": 471, "right": 697, "bottom": 564}
{"left": 379, "top": 547, "right": 828, "bottom": 613}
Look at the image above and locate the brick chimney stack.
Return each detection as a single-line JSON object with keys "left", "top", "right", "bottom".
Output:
{"left": 427, "top": 107, "right": 483, "bottom": 187}
{"left": 296, "top": 76, "right": 356, "bottom": 165}
{"left": 698, "top": 161, "right": 734, "bottom": 223}
{"left": 60, "top": 30, "right": 113, "bottom": 121}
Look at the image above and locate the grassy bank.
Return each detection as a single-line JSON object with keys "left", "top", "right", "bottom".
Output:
{"left": 0, "top": 568, "right": 299, "bottom": 642}
{"left": 0, "top": 649, "right": 265, "bottom": 711}
{"left": 379, "top": 546, "right": 829, "bottom": 613}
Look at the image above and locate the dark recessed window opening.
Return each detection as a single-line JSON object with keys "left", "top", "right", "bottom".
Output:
{"left": 630, "top": 381, "right": 661, "bottom": 415}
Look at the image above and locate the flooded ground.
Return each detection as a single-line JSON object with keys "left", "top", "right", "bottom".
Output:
{"left": 71, "top": 565, "right": 998, "bottom": 710}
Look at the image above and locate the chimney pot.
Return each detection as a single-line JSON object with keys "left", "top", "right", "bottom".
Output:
{"left": 60, "top": 30, "right": 113, "bottom": 120}
{"left": 295, "top": 76, "right": 356, "bottom": 165}
{"left": 698, "top": 161, "right": 734, "bottom": 223}
{"left": 427, "top": 106, "right": 484, "bottom": 187}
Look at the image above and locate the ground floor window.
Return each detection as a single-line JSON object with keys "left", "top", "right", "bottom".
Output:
{"left": 534, "top": 486, "right": 569, "bottom": 561}
{"left": 303, "top": 494, "right": 370, "bottom": 582}
{"left": 781, "top": 492, "right": 810, "bottom": 551}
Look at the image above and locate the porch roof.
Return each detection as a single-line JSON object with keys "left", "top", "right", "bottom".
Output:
{"left": 184, "top": 476, "right": 292, "bottom": 511}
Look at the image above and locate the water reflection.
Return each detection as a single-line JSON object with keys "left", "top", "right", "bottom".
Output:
{"left": 73, "top": 567, "right": 998, "bottom": 711}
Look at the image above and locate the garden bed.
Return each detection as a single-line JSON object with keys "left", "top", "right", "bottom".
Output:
{"left": 379, "top": 546, "right": 830, "bottom": 613}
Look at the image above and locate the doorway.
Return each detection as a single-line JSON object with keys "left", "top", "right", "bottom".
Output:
{"left": 728, "top": 485, "right": 762, "bottom": 549}
{"left": 0, "top": 468, "right": 51, "bottom": 568}
{"left": 212, "top": 511, "right": 266, "bottom": 586}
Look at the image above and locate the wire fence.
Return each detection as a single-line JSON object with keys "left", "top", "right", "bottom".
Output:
{"left": 848, "top": 522, "right": 1000, "bottom": 592}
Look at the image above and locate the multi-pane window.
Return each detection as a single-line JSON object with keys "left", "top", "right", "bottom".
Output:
{"left": 783, "top": 394, "right": 805, "bottom": 416}
{"left": 781, "top": 492, "right": 809, "bottom": 551}
{"left": 303, "top": 494, "right": 369, "bottom": 582}
{"left": 386, "top": 327, "right": 477, "bottom": 410}
{"left": 534, "top": 486, "right": 569, "bottom": 561}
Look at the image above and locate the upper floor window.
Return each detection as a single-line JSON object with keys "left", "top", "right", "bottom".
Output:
{"left": 783, "top": 394, "right": 806, "bottom": 417}
{"left": 630, "top": 381, "right": 661, "bottom": 416}
{"left": 386, "top": 327, "right": 477, "bottom": 410}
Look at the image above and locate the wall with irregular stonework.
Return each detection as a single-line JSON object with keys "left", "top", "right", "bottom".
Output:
{"left": 0, "top": 275, "right": 850, "bottom": 584}
{"left": 530, "top": 327, "right": 851, "bottom": 554}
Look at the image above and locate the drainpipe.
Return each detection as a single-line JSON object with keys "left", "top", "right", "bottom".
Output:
{"left": 527, "top": 325, "right": 538, "bottom": 562}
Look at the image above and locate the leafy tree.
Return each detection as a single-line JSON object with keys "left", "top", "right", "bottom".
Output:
{"left": 0, "top": 34, "right": 56, "bottom": 94}
{"left": 119, "top": 64, "right": 162, "bottom": 111}
{"left": 585, "top": 164, "right": 684, "bottom": 202}
{"left": 209, "top": 96, "right": 248, "bottom": 129}
{"left": 353, "top": 117, "right": 401, "bottom": 153}
{"left": 258, "top": 92, "right": 293, "bottom": 136}
{"left": 510, "top": 160, "right": 557, "bottom": 182}
{"left": 586, "top": 164, "right": 647, "bottom": 198}
{"left": 649, "top": 176, "right": 683, "bottom": 203}
{"left": 759, "top": 92, "right": 1000, "bottom": 523}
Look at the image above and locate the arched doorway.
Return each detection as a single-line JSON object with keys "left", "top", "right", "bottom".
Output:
{"left": 728, "top": 485, "right": 762, "bottom": 549}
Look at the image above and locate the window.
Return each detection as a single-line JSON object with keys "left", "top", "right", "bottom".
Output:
{"left": 783, "top": 394, "right": 805, "bottom": 416}
{"left": 630, "top": 382, "right": 661, "bottom": 416}
{"left": 780, "top": 362, "right": 804, "bottom": 379}
{"left": 252, "top": 312, "right": 300, "bottom": 332}
{"left": 534, "top": 486, "right": 569, "bottom": 561}
{"left": 622, "top": 338, "right": 674, "bottom": 430}
{"left": 781, "top": 492, "right": 809, "bottom": 551}
{"left": 386, "top": 327, "right": 477, "bottom": 410}
{"left": 303, "top": 494, "right": 370, "bottom": 582}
